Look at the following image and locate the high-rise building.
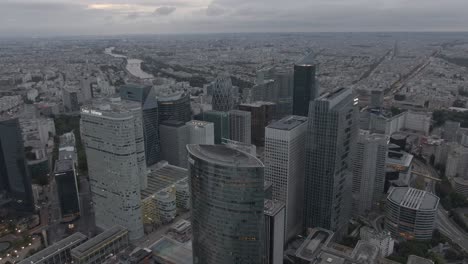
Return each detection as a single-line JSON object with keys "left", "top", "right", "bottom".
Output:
{"left": 0, "top": 117, "right": 33, "bottom": 211}
{"left": 157, "top": 91, "right": 192, "bottom": 124}
{"left": 80, "top": 98, "right": 145, "bottom": 240}
{"left": 293, "top": 53, "right": 318, "bottom": 117}
{"left": 62, "top": 87, "right": 81, "bottom": 112}
{"left": 186, "top": 120, "right": 215, "bottom": 145}
{"left": 211, "top": 74, "right": 235, "bottom": 111}
{"left": 228, "top": 110, "right": 251, "bottom": 144}
{"left": 159, "top": 120, "right": 189, "bottom": 168}
{"left": 55, "top": 159, "right": 81, "bottom": 219}
{"left": 239, "top": 101, "right": 276, "bottom": 147}
{"left": 274, "top": 68, "right": 294, "bottom": 118}
{"left": 197, "top": 110, "right": 229, "bottom": 144}
{"left": 120, "top": 84, "right": 161, "bottom": 166}
{"left": 264, "top": 199, "right": 286, "bottom": 264}
{"left": 351, "top": 130, "right": 388, "bottom": 216}
{"left": 264, "top": 115, "right": 308, "bottom": 241}
{"left": 187, "top": 144, "right": 265, "bottom": 264}
{"left": 304, "top": 88, "right": 358, "bottom": 233}
{"left": 385, "top": 187, "right": 439, "bottom": 241}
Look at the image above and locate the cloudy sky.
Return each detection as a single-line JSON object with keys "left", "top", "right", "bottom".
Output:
{"left": 0, "top": 0, "right": 467, "bottom": 36}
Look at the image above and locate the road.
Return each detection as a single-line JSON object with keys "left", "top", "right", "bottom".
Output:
{"left": 412, "top": 159, "right": 468, "bottom": 252}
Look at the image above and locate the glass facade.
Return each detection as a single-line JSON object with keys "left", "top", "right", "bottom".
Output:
{"left": 55, "top": 161, "right": 80, "bottom": 218}
{"left": 293, "top": 64, "right": 317, "bottom": 117}
{"left": 198, "top": 111, "right": 230, "bottom": 144}
{"left": 158, "top": 92, "right": 192, "bottom": 124}
{"left": 187, "top": 145, "right": 265, "bottom": 264}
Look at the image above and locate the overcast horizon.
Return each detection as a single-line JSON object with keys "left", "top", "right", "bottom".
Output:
{"left": 1, "top": 0, "right": 468, "bottom": 37}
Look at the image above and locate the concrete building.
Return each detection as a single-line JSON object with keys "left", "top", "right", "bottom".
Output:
{"left": 157, "top": 91, "right": 192, "bottom": 124}
{"left": 0, "top": 117, "right": 34, "bottom": 211}
{"left": 360, "top": 226, "right": 395, "bottom": 257}
{"left": 304, "top": 88, "right": 358, "bottom": 233}
{"left": 264, "top": 199, "right": 286, "bottom": 264}
{"left": 228, "top": 110, "right": 252, "bottom": 144}
{"left": 295, "top": 228, "right": 334, "bottom": 263}
{"left": 187, "top": 144, "right": 265, "bottom": 264}
{"left": 80, "top": 98, "right": 145, "bottom": 240}
{"left": 445, "top": 145, "right": 468, "bottom": 179}
{"left": 197, "top": 110, "right": 230, "bottom": 144}
{"left": 186, "top": 120, "right": 215, "bottom": 145}
{"left": 159, "top": 120, "right": 189, "bottom": 168}
{"left": 210, "top": 74, "right": 235, "bottom": 111}
{"left": 62, "top": 87, "right": 81, "bottom": 112}
{"left": 293, "top": 53, "right": 318, "bottom": 117}
{"left": 264, "top": 115, "right": 308, "bottom": 241}
{"left": 386, "top": 146, "right": 414, "bottom": 190}
{"left": 352, "top": 131, "right": 388, "bottom": 216}
{"left": 120, "top": 84, "right": 161, "bottom": 166}
{"left": 370, "top": 90, "right": 384, "bottom": 109}
{"left": 407, "top": 255, "right": 434, "bottom": 264}
{"left": 54, "top": 159, "right": 80, "bottom": 219}
{"left": 239, "top": 101, "right": 276, "bottom": 147}
{"left": 19, "top": 232, "right": 87, "bottom": 264}
{"left": 385, "top": 187, "right": 439, "bottom": 241}
{"left": 71, "top": 226, "right": 129, "bottom": 264}
{"left": 443, "top": 121, "right": 461, "bottom": 142}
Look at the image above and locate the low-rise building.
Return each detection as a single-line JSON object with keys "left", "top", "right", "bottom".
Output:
{"left": 359, "top": 226, "right": 394, "bottom": 257}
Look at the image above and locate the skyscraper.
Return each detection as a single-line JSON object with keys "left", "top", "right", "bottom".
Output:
{"left": 187, "top": 144, "right": 265, "bottom": 264}
{"left": 0, "top": 117, "right": 33, "bottom": 211}
{"left": 264, "top": 115, "right": 308, "bottom": 241}
{"left": 197, "top": 110, "right": 229, "bottom": 144}
{"left": 159, "top": 120, "right": 189, "bottom": 168}
{"left": 157, "top": 91, "right": 192, "bottom": 124}
{"left": 120, "top": 84, "right": 160, "bottom": 166}
{"left": 293, "top": 53, "right": 318, "bottom": 117}
{"left": 303, "top": 88, "right": 358, "bottom": 233}
{"left": 186, "top": 120, "right": 215, "bottom": 145}
{"left": 228, "top": 110, "right": 252, "bottom": 144}
{"left": 80, "top": 98, "right": 145, "bottom": 240}
{"left": 239, "top": 101, "right": 276, "bottom": 147}
{"left": 351, "top": 130, "right": 388, "bottom": 216}
{"left": 55, "top": 159, "right": 81, "bottom": 219}
{"left": 264, "top": 199, "right": 286, "bottom": 264}
{"left": 211, "top": 74, "right": 235, "bottom": 111}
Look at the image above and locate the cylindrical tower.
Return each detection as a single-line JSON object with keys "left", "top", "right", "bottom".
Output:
{"left": 155, "top": 189, "right": 176, "bottom": 224}
{"left": 176, "top": 179, "right": 190, "bottom": 210}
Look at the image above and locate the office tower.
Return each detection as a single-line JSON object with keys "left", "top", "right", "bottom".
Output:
{"left": 264, "top": 115, "right": 308, "bottom": 241}
{"left": 187, "top": 145, "right": 265, "bottom": 264}
{"left": 55, "top": 159, "right": 81, "bottom": 219}
{"left": 186, "top": 120, "right": 215, "bottom": 145}
{"left": 198, "top": 110, "right": 230, "bottom": 144}
{"left": 370, "top": 90, "right": 384, "bottom": 109}
{"left": 0, "top": 117, "right": 33, "bottom": 211}
{"left": 443, "top": 121, "right": 460, "bottom": 142}
{"left": 159, "top": 120, "right": 189, "bottom": 168}
{"left": 228, "top": 110, "right": 251, "bottom": 144}
{"left": 275, "top": 68, "right": 294, "bottom": 118}
{"left": 264, "top": 199, "right": 286, "bottom": 264}
{"left": 351, "top": 130, "right": 388, "bottom": 216}
{"left": 157, "top": 91, "right": 191, "bottom": 123}
{"left": 293, "top": 53, "right": 318, "bottom": 117}
{"left": 304, "top": 88, "right": 358, "bottom": 233}
{"left": 81, "top": 76, "right": 93, "bottom": 101}
{"left": 239, "top": 101, "right": 276, "bottom": 147}
{"left": 120, "top": 84, "right": 161, "bottom": 166}
{"left": 385, "top": 187, "right": 439, "bottom": 240}
{"left": 80, "top": 99, "right": 145, "bottom": 240}
{"left": 211, "top": 74, "right": 235, "bottom": 111}
{"left": 62, "top": 88, "right": 81, "bottom": 112}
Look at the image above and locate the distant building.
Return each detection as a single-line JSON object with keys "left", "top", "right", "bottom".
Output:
{"left": 0, "top": 117, "right": 34, "bottom": 211}
{"left": 293, "top": 53, "right": 318, "bottom": 117}
{"left": 80, "top": 99, "right": 145, "bottom": 240}
{"left": 71, "top": 226, "right": 129, "bottom": 264}
{"left": 228, "top": 110, "right": 252, "bottom": 144}
{"left": 187, "top": 145, "right": 265, "bottom": 264}
{"left": 370, "top": 90, "right": 384, "bottom": 109}
{"left": 157, "top": 91, "right": 192, "bottom": 124}
{"left": 54, "top": 159, "right": 80, "bottom": 219}
{"left": 62, "top": 87, "right": 81, "bottom": 112}
{"left": 352, "top": 131, "right": 388, "bottom": 216}
{"left": 385, "top": 187, "right": 439, "bottom": 240}
{"left": 186, "top": 120, "right": 215, "bottom": 145}
{"left": 304, "top": 88, "right": 358, "bottom": 233}
{"left": 264, "top": 115, "right": 308, "bottom": 241}
{"left": 295, "top": 228, "right": 334, "bottom": 263}
{"left": 264, "top": 199, "right": 286, "bottom": 264}
{"left": 159, "top": 120, "right": 189, "bottom": 168}
{"left": 442, "top": 121, "right": 460, "bottom": 142}
{"left": 210, "top": 74, "right": 235, "bottom": 111}
{"left": 360, "top": 226, "right": 395, "bottom": 257}
{"left": 274, "top": 68, "right": 294, "bottom": 118}
{"left": 120, "top": 84, "right": 161, "bottom": 166}
{"left": 19, "top": 232, "right": 87, "bottom": 264}
{"left": 239, "top": 101, "right": 276, "bottom": 146}
{"left": 197, "top": 110, "right": 230, "bottom": 144}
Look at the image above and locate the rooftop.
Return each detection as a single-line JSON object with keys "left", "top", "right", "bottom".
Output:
{"left": 387, "top": 187, "right": 439, "bottom": 211}
{"left": 160, "top": 120, "right": 186, "bottom": 128}
{"left": 264, "top": 199, "right": 285, "bottom": 216}
{"left": 296, "top": 228, "right": 334, "bottom": 261}
{"left": 187, "top": 144, "right": 264, "bottom": 168}
{"left": 186, "top": 120, "right": 213, "bottom": 128}
{"left": 19, "top": 232, "right": 87, "bottom": 264}
{"left": 54, "top": 159, "right": 74, "bottom": 173}
{"left": 407, "top": 255, "right": 434, "bottom": 264}
{"left": 351, "top": 241, "right": 379, "bottom": 264}
{"left": 150, "top": 237, "right": 192, "bottom": 264}
{"left": 239, "top": 101, "right": 276, "bottom": 108}
{"left": 267, "top": 115, "right": 308, "bottom": 131}
{"left": 81, "top": 97, "right": 141, "bottom": 119}
{"left": 71, "top": 226, "right": 128, "bottom": 258}
{"left": 141, "top": 162, "right": 188, "bottom": 201}
{"left": 296, "top": 52, "right": 315, "bottom": 66}
{"left": 313, "top": 252, "right": 346, "bottom": 264}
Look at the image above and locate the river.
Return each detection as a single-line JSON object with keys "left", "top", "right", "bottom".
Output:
{"left": 104, "top": 47, "right": 154, "bottom": 79}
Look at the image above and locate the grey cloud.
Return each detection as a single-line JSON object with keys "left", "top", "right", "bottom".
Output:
{"left": 154, "top": 6, "right": 177, "bottom": 16}
{"left": 205, "top": 5, "right": 226, "bottom": 16}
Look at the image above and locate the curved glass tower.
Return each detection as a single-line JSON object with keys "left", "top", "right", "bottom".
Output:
{"left": 187, "top": 144, "right": 265, "bottom": 264}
